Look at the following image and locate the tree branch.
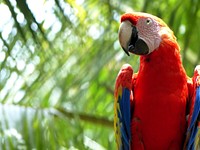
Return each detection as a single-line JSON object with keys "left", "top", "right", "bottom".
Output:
{"left": 52, "top": 108, "right": 114, "bottom": 128}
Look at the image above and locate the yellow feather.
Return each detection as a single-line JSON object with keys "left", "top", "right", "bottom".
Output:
{"left": 114, "top": 85, "right": 123, "bottom": 149}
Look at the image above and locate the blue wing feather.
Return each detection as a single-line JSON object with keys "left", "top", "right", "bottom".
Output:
{"left": 116, "top": 88, "right": 131, "bottom": 150}
{"left": 114, "top": 64, "right": 133, "bottom": 150}
{"left": 187, "top": 87, "right": 200, "bottom": 149}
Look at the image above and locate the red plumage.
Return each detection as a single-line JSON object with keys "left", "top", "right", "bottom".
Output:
{"left": 114, "top": 12, "right": 200, "bottom": 149}
{"left": 131, "top": 37, "right": 188, "bottom": 149}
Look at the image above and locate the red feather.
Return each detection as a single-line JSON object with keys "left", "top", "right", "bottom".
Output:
{"left": 115, "top": 12, "right": 200, "bottom": 149}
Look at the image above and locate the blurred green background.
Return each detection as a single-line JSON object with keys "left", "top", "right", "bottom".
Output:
{"left": 0, "top": 0, "right": 200, "bottom": 149}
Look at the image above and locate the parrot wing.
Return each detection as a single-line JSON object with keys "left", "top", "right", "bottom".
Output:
{"left": 186, "top": 65, "right": 200, "bottom": 150}
{"left": 114, "top": 64, "right": 134, "bottom": 150}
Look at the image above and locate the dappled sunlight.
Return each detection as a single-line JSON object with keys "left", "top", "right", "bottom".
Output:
{"left": 0, "top": 0, "right": 200, "bottom": 149}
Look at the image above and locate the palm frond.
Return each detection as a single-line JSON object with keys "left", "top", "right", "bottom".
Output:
{"left": 0, "top": 0, "right": 200, "bottom": 149}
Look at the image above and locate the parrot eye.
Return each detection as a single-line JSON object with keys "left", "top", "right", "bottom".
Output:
{"left": 146, "top": 18, "right": 152, "bottom": 25}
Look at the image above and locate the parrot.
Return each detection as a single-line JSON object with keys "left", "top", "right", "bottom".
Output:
{"left": 114, "top": 12, "right": 200, "bottom": 150}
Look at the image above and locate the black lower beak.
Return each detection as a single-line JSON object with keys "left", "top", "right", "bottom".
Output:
{"left": 127, "top": 26, "right": 149, "bottom": 55}
{"left": 122, "top": 47, "right": 130, "bottom": 56}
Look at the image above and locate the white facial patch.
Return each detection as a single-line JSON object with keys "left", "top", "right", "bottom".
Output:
{"left": 136, "top": 18, "right": 162, "bottom": 54}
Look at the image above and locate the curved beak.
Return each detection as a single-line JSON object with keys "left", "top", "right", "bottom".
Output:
{"left": 119, "top": 21, "right": 149, "bottom": 56}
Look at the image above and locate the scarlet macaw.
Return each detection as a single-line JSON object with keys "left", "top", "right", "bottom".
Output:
{"left": 114, "top": 12, "right": 200, "bottom": 150}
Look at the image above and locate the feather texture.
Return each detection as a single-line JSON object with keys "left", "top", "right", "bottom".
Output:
{"left": 187, "top": 66, "right": 200, "bottom": 150}
{"left": 115, "top": 87, "right": 131, "bottom": 150}
{"left": 116, "top": 12, "right": 200, "bottom": 149}
{"left": 118, "top": 12, "right": 188, "bottom": 149}
{"left": 114, "top": 64, "right": 133, "bottom": 150}
{"left": 187, "top": 87, "right": 200, "bottom": 150}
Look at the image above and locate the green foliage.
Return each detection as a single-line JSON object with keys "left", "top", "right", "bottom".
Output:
{"left": 0, "top": 0, "right": 200, "bottom": 149}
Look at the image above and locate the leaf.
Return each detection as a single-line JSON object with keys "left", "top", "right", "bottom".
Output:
{"left": 0, "top": 0, "right": 200, "bottom": 149}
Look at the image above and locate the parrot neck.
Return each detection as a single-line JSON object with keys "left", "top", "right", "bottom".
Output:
{"left": 139, "top": 40, "right": 185, "bottom": 77}
{"left": 132, "top": 40, "right": 188, "bottom": 150}
{"left": 136, "top": 40, "right": 188, "bottom": 101}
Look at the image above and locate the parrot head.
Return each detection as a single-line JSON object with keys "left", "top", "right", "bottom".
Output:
{"left": 119, "top": 12, "right": 176, "bottom": 56}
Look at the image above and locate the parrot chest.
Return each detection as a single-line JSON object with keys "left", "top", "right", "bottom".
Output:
{"left": 131, "top": 69, "right": 188, "bottom": 149}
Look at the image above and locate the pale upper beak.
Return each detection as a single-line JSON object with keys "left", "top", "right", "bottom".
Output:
{"left": 118, "top": 20, "right": 149, "bottom": 56}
